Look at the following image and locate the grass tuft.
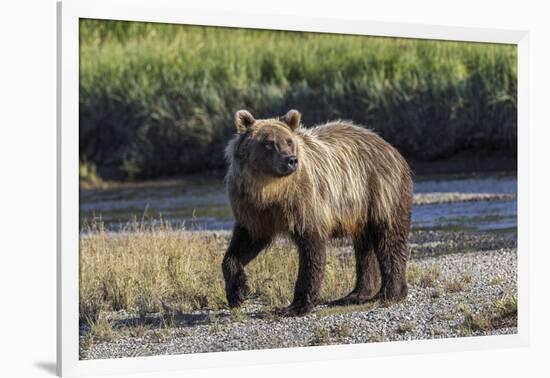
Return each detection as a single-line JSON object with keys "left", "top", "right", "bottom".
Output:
{"left": 460, "top": 293, "right": 517, "bottom": 333}
{"left": 429, "top": 287, "right": 443, "bottom": 299}
{"left": 407, "top": 263, "right": 442, "bottom": 288}
{"left": 229, "top": 308, "right": 248, "bottom": 323}
{"left": 368, "top": 334, "right": 386, "bottom": 343}
{"left": 444, "top": 272, "right": 474, "bottom": 293}
{"left": 332, "top": 324, "right": 352, "bottom": 339}
{"left": 396, "top": 321, "right": 415, "bottom": 334}
{"left": 309, "top": 326, "right": 331, "bottom": 346}
{"left": 444, "top": 278, "right": 466, "bottom": 293}
{"left": 87, "top": 316, "right": 116, "bottom": 343}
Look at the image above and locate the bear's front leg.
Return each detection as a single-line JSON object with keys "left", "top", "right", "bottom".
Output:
{"left": 222, "top": 224, "right": 271, "bottom": 308}
{"left": 282, "top": 233, "right": 327, "bottom": 316}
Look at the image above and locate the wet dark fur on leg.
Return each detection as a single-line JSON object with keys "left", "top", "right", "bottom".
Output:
{"left": 222, "top": 224, "right": 271, "bottom": 307}
{"left": 330, "top": 230, "right": 382, "bottom": 306}
{"left": 369, "top": 215, "right": 411, "bottom": 302}
{"left": 330, "top": 208, "right": 411, "bottom": 306}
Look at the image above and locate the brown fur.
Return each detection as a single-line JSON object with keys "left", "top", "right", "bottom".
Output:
{"left": 222, "top": 110, "right": 413, "bottom": 315}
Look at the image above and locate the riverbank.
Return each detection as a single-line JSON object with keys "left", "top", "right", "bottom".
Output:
{"left": 79, "top": 227, "right": 517, "bottom": 359}
{"left": 80, "top": 20, "right": 516, "bottom": 179}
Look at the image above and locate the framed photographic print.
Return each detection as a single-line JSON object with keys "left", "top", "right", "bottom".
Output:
{"left": 57, "top": 0, "right": 529, "bottom": 376}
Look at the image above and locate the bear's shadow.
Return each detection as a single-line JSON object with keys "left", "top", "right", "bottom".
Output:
{"left": 79, "top": 308, "right": 282, "bottom": 337}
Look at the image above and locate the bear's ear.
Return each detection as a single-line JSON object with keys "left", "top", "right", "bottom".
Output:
{"left": 281, "top": 109, "right": 302, "bottom": 131}
{"left": 235, "top": 110, "right": 255, "bottom": 134}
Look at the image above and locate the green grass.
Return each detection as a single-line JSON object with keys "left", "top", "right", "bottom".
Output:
{"left": 80, "top": 19, "right": 517, "bottom": 180}
{"left": 79, "top": 161, "right": 103, "bottom": 189}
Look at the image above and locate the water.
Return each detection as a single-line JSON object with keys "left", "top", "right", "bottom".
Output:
{"left": 80, "top": 174, "right": 517, "bottom": 232}
{"left": 412, "top": 175, "right": 516, "bottom": 231}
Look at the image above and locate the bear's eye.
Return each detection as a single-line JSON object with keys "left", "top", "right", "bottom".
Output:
{"left": 263, "top": 141, "right": 273, "bottom": 150}
{"left": 286, "top": 139, "right": 293, "bottom": 147}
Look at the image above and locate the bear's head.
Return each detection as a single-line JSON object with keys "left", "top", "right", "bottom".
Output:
{"left": 227, "top": 109, "right": 302, "bottom": 177}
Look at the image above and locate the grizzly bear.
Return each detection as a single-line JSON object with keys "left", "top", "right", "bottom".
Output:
{"left": 222, "top": 109, "right": 413, "bottom": 316}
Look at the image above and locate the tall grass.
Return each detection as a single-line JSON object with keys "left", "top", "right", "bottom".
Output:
{"left": 80, "top": 19, "right": 517, "bottom": 180}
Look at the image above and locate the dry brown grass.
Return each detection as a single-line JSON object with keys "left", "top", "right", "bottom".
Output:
{"left": 80, "top": 222, "right": 357, "bottom": 322}
{"left": 332, "top": 324, "right": 352, "bottom": 338}
{"left": 407, "top": 263, "right": 442, "bottom": 288}
{"left": 80, "top": 222, "right": 226, "bottom": 322}
{"left": 80, "top": 222, "right": 466, "bottom": 324}
{"left": 444, "top": 271, "right": 473, "bottom": 294}
{"left": 444, "top": 278, "right": 466, "bottom": 293}
{"left": 396, "top": 321, "right": 415, "bottom": 334}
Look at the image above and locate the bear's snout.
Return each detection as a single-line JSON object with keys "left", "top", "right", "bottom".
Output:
{"left": 273, "top": 154, "right": 298, "bottom": 177}
{"left": 286, "top": 155, "right": 298, "bottom": 171}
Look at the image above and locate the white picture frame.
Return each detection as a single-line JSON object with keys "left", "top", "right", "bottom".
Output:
{"left": 57, "top": 0, "right": 529, "bottom": 376}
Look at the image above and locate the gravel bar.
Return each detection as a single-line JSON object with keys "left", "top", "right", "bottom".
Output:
{"left": 413, "top": 192, "right": 515, "bottom": 205}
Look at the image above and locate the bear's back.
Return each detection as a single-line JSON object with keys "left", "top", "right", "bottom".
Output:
{"left": 294, "top": 121, "right": 412, "bottom": 235}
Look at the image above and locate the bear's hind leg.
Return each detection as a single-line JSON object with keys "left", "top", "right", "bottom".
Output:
{"left": 330, "top": 229, "right": 381, "bottom": 306}
{"left": 222, "top": 224, "right": 271, "bottom": 308}
{"left": 371, "top": 221, "right": 409, "bottom": 302}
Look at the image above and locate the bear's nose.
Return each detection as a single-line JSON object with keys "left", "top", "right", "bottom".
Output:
{"left": 287, "top": 155, "right": 298, "bottom": 170}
